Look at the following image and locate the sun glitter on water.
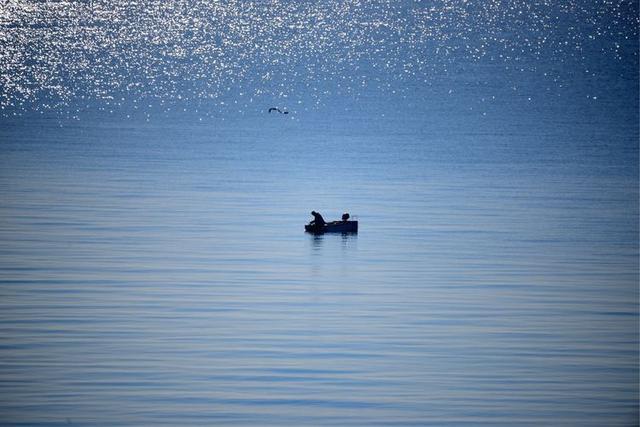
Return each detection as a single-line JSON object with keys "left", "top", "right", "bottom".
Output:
{"left": 0, "top": 0, "right": 637, "bottom": 118}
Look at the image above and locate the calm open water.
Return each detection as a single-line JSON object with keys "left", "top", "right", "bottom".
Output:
{"left": 1, "top": 1, "right": 639, "bottom": 425}
{"left": 1, "top": 97, "right": 638, "bottom": 425}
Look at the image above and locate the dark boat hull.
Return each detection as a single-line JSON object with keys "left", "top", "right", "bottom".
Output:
{"left": 305, "top": 221, "right": 358, "bottom": 234}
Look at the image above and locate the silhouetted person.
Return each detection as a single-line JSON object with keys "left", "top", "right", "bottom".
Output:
{"left": 310, "top": 211, "right": 326, "bottom": 229}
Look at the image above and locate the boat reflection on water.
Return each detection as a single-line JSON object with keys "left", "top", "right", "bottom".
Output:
{"left": 309, "top": 229, "right": 358, "bottom": 253}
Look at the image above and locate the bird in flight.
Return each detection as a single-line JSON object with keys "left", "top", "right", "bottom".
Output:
{"left": 268, "top": 107, "right": 288, "bottom": 114}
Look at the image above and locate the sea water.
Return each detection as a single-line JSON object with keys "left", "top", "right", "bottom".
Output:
{"left": 1, "top": 1, "right": 638, "bottom": 426}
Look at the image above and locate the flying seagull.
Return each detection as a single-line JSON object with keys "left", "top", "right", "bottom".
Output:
{"left": 268, "top": 107, "right": 288, "bottom": 114}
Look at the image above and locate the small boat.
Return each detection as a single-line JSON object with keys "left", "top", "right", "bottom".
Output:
{"left": 305, "top": 220, "right": 358, "bottom": 234}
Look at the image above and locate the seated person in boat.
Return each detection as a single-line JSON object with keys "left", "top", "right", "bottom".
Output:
{"left": 309, "top": 211, "right": 326, "bottom": 229}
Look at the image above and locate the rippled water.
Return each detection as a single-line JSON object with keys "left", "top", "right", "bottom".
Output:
{"left": 1, "top": 105, "right": 638, "bottom": 425}
{"left": 1, "top": 0, "right": 639, "bottom": 426}
{"left": 1, "top": 0, "right": 638, "bottom": 117}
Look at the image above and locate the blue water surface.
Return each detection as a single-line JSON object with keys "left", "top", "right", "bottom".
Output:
{"left": 0, "top": 1, "right": 638, "bottom": 425}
